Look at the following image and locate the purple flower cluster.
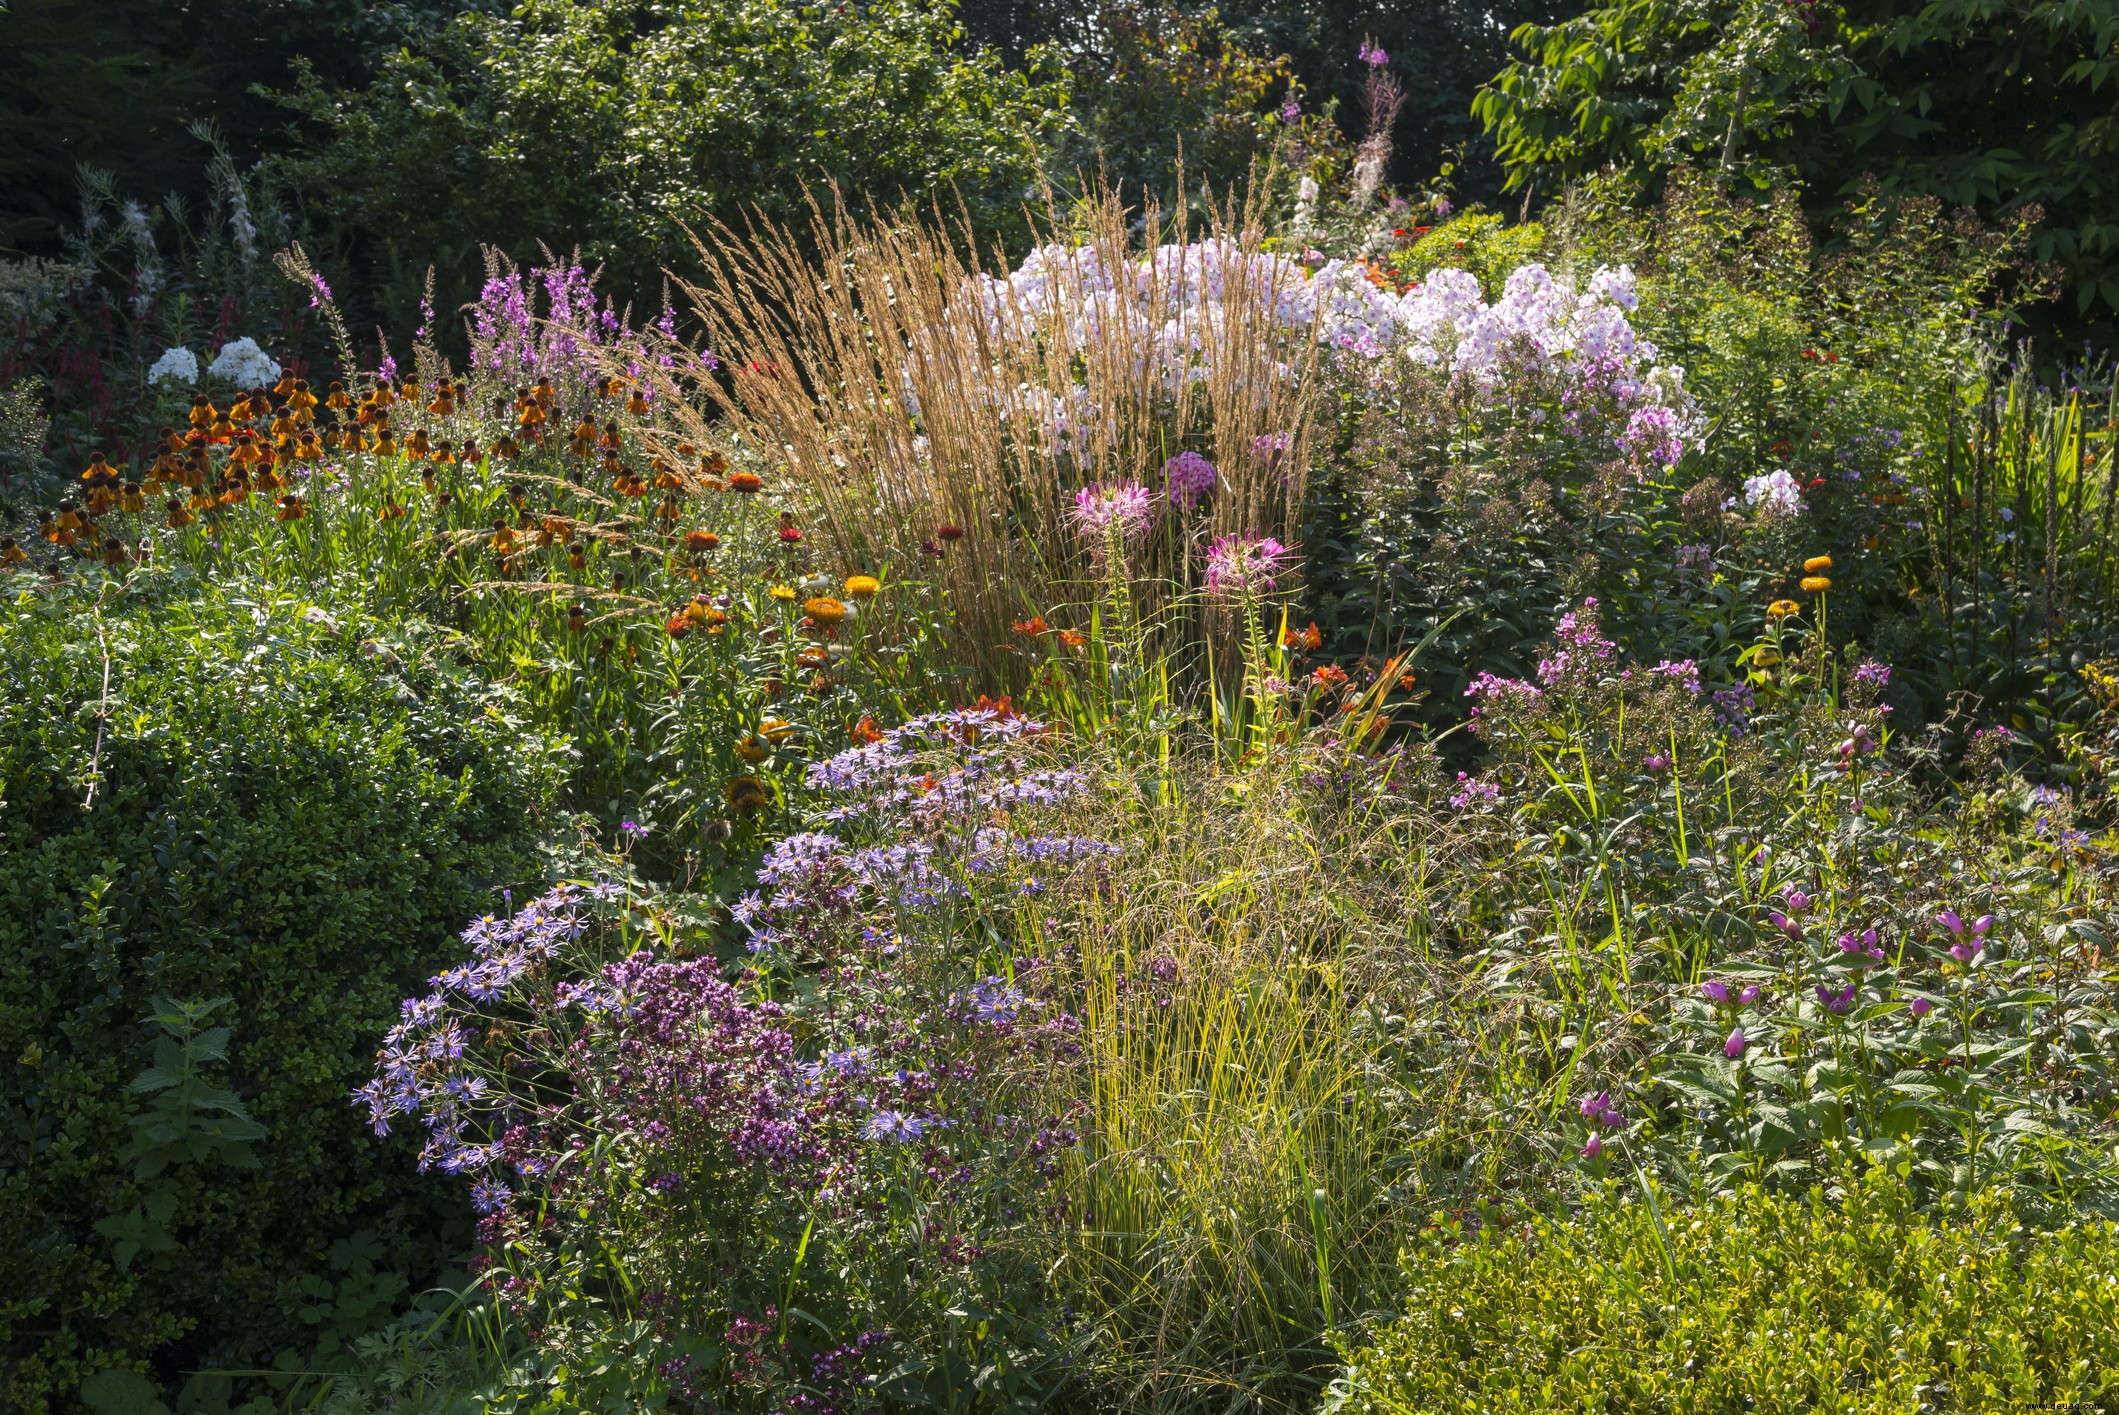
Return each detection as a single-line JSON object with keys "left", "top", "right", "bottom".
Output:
{"left": 1535, "top": 599, "right": 1617, "bottom": 688}
{"left": 1448, "top": 772, "right": 1501, "bottom": 810}
{"left": 1163, "top": 451, "right": 1219, "bottom": 510}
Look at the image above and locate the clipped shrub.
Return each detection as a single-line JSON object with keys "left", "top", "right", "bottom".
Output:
{"left": 0, "top": 569, "right": 561, "bottom": 1412}
{"left": 1346, "top": 1167, "right": 2119, "bottom": 1414}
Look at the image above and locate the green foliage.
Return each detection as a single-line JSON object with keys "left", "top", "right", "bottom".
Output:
{"left": 0, "top": 574, "right": 558, "bottom": 1413}
{"left": 1474, "top": 0, "right": 2119, "bottom": 323}
{"left": 1345, "top": 1168, "right": 2119, "bottom": 1413}
{"left": 1050, "top": 3, "right": 1300, "bottom": 209}
{"left": 0, "top": 0, "right": 499, "bottom": 250}
{"left": 269, "top": 0, "right": 1073, "bottom": 328}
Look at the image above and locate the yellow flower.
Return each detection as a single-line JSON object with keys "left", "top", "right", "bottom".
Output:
{"left": 769, "top": 584, "right": 797, "bottom": 602}
{"left": 734, "top": 735, "right": 770, "bottom": 764}
{"left": 1803, "top": 555, "right": 1833, "bottom": 573}
{"left": 1800, "top": 575, "right": 1831, "bottom": 593}
{"left": 803, "top": 596, "right": 847, "bottom": 624}
{"left": 844, "top": 574, "right": 880, "bottom": 599}
{"left": 725, "top": 775, "right": 771, "bottom": 813}
{"left": 760, "top": 717, "right": 794, "bottom": 743}
{"left": 1767, "top": 598, "right": 1801, "bottom": 618}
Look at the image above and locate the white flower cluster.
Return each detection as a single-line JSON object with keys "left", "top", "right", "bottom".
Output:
{"left": 1741, "top": 469, "right": 1804, "bottom": 519}
{"left": 1396, "top": 263, "right": 1653, "bottom": 382}
{"left": 932, "top": 242, "right": 1690, "bottom": 453}
{"left": 208, "top": 336, "right": 281, "bottom": 387}
{"left": 147, "top": 346, "right": 200, "bottom": 385}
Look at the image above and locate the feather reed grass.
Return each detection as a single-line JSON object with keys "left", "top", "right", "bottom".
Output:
{"left": 645, "top": 188, "right": 1323, "bottom": 687}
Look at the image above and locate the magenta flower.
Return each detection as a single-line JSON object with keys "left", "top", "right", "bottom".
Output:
{"left": 1783, "top": 889, "right": 1812, "bottom": 915}
{"left": 1581, "top": 1132, "right": 1604, "bottom": 1159}
{"left": 1724, "top": 1027, "right": 1747, "bottom": 1060}
{"left": 1937, "top": 909, "right": 1964, "bottom": 936}
{"left": 1816, "top": 983, "right": 1857, "bottom": 1015}
{"left": 1069, "top": 482, "right": 1155, "bottom": 544}
{"left": 1738, "top": 985, "right": 1762, "bottom": 1005}
{"left": 1203, "top": 533, "right": 1294, "bottom": 598}
{"left": 1700, "top": 980, "right": 1730, "bottom": 1005}
{"left": 1909, "top": 997, "right": 1934, "bottom": 1019}
{"left": 1769, "top": 911, "right": 1803, "bottom": 942}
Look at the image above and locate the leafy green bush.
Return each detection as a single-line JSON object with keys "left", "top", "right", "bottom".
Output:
{"left": 0, "top": 570, "right": 560, "bottom": 1413}
{"left": 1343, "top": 1167, "right": 2119, "bottom": 1413}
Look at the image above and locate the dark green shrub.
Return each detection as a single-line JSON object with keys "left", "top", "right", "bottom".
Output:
{"left": 269, "top": 0, "right": 1073, "bottom": 332}
{"left": 1345, "top": 1167, "right": 2119, "bottom": 1413}
{"left": 0, "top": 569, "right": 562, "bottom": 1412}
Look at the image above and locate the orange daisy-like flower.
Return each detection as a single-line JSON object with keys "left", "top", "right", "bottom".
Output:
{"left": 1767, "top": 598, "right": 1801, "bottom": 618}
{"left": 727, "top": 471, "right": 764, "bottom": 493}
{"left": 804, "top": 596, "right": 847, "bottom": 625}
{"left": 844, "top": 574, "right": 880, "bottom": 599}
{"left": 686, "top": 530, "right": 722, "bottom": 555}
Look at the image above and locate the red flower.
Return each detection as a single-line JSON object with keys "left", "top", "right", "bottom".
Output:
{"left": 936, "top": 524, "right": 964, "bottom": 542}
{"left": 778, "top": 526, "right": 802, "bottom": 543}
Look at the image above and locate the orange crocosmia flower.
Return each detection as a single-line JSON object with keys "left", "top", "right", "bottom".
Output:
{"left": 1057, "top": 629, "right": 1086, "bottom": 650}
{"left": 1012, "top": 616, "right": 1049, "bottom": 636}
{"left": 851, "top": 715, "right": 884, "bottom": 744}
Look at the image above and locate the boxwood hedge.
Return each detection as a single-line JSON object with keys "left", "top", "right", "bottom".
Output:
{"left": 0, "top": 570, "right": 562, "bottom": 1412}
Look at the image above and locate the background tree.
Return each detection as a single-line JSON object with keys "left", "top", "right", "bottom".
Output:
{"left": 1476, "top": 0, "right": 2119, "bottom": 325}
{"left": 268, "top": 0, "right": 1073, "bottom": 335}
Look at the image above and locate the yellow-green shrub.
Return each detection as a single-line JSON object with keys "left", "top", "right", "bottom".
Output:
{"left": 1344, "top": 1167, "right": 2119, "bottom": 1414}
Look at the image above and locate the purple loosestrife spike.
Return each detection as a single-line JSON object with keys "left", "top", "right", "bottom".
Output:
{"left": 1701, "top": 980, "right": 1731, "bottom": 1005}
{"left": 1724, "top": 1027, "right": 1748, "bottom": 1060}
